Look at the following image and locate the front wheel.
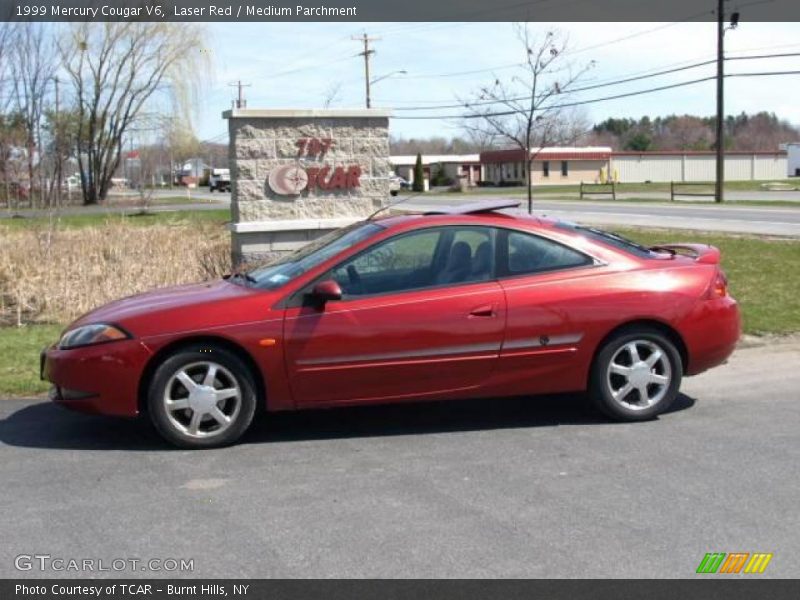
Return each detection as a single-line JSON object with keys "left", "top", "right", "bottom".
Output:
{"left": 147, "top": 345, "right": 257, "bottom": 448}
{"left": 589, "top": 329, "right": 682, "bottom": 421}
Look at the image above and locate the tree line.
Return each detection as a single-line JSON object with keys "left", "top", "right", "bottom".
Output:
{"left": 391, "top": 111, "right": 798, "bottom": 156}
{"left": 587, "top": 112, "right": 798, "bottom": 152}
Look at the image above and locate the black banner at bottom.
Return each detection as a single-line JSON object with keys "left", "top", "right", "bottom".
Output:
{"left": 3, "top": 580, "right": 800, "bottom": 600}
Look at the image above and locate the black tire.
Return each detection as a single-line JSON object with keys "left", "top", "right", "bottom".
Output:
{"left": 589, "top": 328, "right": 682, "bottom": 421}
{"left": 147, "top": 344, "right": 257, "bottom": 448}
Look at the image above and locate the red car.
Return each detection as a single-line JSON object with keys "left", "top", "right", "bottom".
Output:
{"left": 41, "top": 200, "right": 740, "bottom": 448}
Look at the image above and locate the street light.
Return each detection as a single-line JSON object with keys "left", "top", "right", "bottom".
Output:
{"left": 366, "top": 70, "right": 407, "bottom": 107}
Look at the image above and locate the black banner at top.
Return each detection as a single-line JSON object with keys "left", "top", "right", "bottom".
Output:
{"left": 2, "top": 0, "right": 800, "bottom": 22}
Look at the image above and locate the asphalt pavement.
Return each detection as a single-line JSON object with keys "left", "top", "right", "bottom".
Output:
{"left": 8, "top": 189, "right": 799, "bottom": 237}
{"left": 1, "top": 337, "right": 798, "bottom": 578}
{"left": 401, "top": 196, "right": 800, "bottom": 237}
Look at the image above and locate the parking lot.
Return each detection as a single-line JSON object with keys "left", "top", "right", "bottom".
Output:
{"left": 1, "top": 336, "right": 798, "bottom": 579}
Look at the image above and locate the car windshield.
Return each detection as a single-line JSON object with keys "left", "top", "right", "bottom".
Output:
{"left": 238, "top": 221, "right": 385, "bottom": 290}
{"left": 555, "top": 221, "right": 655, "bottom": 258}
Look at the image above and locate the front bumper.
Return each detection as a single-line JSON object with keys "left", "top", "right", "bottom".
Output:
{"left": 41, "top": 339, "right": 152, "bottom": 417}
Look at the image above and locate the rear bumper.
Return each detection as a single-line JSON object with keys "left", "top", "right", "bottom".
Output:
{"left": 681, "top": 296, "right": 741, "bottom": 376}
{"left": 42, "top": 339, "right": 152, "bottom": 417}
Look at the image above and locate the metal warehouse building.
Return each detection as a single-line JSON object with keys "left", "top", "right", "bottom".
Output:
{"left": 610, "top": 151, "right": 788, "bottom": 183}
{"left": 476, "top": 147, "right": 788, "bottom": 185}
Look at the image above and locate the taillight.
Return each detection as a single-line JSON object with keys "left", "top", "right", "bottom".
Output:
{"left": 708, "top": 269, "right": 728, "bottom": 298}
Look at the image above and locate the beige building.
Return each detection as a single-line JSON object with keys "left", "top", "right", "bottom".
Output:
{"left": 480, "top": 147, "right": 612, "bottom": 185}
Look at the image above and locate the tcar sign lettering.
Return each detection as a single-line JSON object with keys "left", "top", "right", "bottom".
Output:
{"left": 268, "top": 137, "right": 362, "bottom": 196}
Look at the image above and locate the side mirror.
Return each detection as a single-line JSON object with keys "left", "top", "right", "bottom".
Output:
{"left": 310, "top": 279, "right": 342, "bottom": 304}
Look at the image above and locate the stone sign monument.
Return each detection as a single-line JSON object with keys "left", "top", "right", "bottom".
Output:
{"left": 224, "top": 108, "right": 392, "bottom": 265}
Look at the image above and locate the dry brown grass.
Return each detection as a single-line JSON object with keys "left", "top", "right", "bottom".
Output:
{"left": 0, "top": 220, "right": 231, "bottom": 326}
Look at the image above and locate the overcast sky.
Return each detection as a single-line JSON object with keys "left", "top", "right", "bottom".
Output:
{"left": 191, "top": 21, "right": 800, "bottom": 142}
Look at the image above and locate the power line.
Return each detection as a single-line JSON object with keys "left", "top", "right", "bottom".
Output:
{"left": 391, "top": 59, "right": 718, "bottom": 111}
{"left": 387, "top": 52, "right": 800, "bottom": 113}
{"left": 391, "top": 70, "right": 800, "bottom": 120}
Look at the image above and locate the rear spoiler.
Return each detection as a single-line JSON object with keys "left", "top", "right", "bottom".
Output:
{"left": 649, "top": 244, "right": 721, "bottom": 264}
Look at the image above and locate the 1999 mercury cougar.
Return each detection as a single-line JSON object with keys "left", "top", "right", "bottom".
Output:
{"left": 41, "top": 200, "right": 740, "bottom": 448}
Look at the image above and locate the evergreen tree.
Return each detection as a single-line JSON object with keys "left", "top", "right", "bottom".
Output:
{"left": 412, "top": 153, "right": 425, "bottom": 192}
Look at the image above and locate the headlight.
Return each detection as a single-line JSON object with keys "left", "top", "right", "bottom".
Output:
{"left": 58, "top": 324, "right": 130, "bottom": 349}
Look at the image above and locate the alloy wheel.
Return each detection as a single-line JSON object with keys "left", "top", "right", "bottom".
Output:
{"left": 162, "top": 361, "right": 242, "bottom": 438}
{"left": 606, "top": 340, "right": 672, "bottom": 411}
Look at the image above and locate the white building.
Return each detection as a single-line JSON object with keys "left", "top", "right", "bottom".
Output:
{"left": 787, "top": 144, "right": 800, "bottom": 177}
{"left": 391, "top": 154, "right": 482, "bottom": 188}
{"left": 610, "top": 151, "right": 787, "bottom": 183}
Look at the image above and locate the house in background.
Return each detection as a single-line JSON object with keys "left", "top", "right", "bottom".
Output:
{"left": 178, "top": 157, "right": 210, "bottom": 187}
{"left": 391, "top": 154, "right": 482, "bottom": 189}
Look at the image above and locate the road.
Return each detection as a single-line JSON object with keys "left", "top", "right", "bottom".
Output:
{"left": 1, "top": 337, "right": 798, "bottom": 578}
{"left": 402, "top": 196, "right": 800, "bottom": 237}
{"left": 4, "top": 189, "right": 800, "bottom": 236}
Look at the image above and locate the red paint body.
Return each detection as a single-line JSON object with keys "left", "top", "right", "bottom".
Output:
{"left": 42, "top": 213, "right": 740, "bottom": 417}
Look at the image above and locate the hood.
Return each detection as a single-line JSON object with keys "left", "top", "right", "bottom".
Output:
{"left": 68, "top": 279, "right": 273, "bottom": 337}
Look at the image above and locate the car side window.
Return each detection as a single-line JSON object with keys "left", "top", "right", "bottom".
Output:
{"left": 329, "top": 229, "right": 442, "bottom": 297}
{"left": 504, "top": 230, "right": 592, "bottom": 276}
{"left": 326, "top": 226, "right": 495, "bottom": 298}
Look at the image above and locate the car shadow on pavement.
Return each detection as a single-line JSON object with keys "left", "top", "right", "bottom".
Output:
{"left": 0, "top": 393, "right": 696, "bottom": 451}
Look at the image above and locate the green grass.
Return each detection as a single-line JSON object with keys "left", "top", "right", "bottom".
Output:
{"left": 107, "top": 195, "right": 225, "bottom": 206}
{"left": 0, "top": 227, "right": 797, "bottom": 398}
{"left": 528, "top": 196, "right": 800, "bottom": 208}
{"left": 0, "top": 209, "right": 231, "bottom": 230}
{"left": 459, "top": 179, "right": 800, "bottom": 195}
{"left": 0, "top": 324, "right": 62, "bottom": 397}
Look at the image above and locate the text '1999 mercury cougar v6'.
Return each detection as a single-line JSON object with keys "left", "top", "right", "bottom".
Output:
{"left": 41, "top": 200, "right": 740, "bottom": 448}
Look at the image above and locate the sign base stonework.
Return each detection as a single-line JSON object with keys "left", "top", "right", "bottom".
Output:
{"left": 224, "top": 108, "right": 392, "bottom": 265}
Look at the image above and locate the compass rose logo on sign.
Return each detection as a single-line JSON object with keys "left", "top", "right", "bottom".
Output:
{"left": 268, "top": 164, "right": 309, "bottom": 195}
{"left": 266, "top": 137, "right": 362, "bottom": 197}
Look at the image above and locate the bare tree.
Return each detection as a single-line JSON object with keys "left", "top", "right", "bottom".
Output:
{"left": 10, "top": 23, "right": 56, "bottom": 208}
{"left": 59, "top": 22, "right": 205, "bottom": 205}
{"left": 322, "top": 82, "right": 342, "bottom": 109}
{"left": 462, "top": 24, "right": 594, "bottom": 212}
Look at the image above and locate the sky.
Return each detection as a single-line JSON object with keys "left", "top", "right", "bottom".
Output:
{"left": 190, "top": 21, "right": 800, "bottom": 143}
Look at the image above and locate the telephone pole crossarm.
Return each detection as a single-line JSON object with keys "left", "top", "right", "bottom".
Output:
{"left": 352, "top": 33, "right": 380, "bottom": 109}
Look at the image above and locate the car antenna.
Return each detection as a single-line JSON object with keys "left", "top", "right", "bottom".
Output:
{"left": 367, "top": 191, "right": 424, "bottom": 220}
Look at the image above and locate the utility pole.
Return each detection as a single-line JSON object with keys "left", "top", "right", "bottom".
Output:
{"left": 54, "top": 75, "right": 61, "bottom": 206}
{"left": 715, "top": 0, "right": 725, "bottom": 203}
{"left": 229, "top": 80, "right": 251, "bottom": 109}
{"left": 715, "top": 3, "right": 739, "bottom": 204}
{"left": 353, "top": 33, "right": 379, "bottom": 108}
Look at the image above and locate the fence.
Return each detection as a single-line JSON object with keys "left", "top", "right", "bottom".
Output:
{"left": 670, "top": 181, "right": 716, "bottom": 202}
{"left": 579, "top": 181, "right": 616, "bottom": 200}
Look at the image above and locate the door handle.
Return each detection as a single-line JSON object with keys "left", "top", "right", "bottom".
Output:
{"left": 469, "top": 305, "right": 495, "bottom": 318}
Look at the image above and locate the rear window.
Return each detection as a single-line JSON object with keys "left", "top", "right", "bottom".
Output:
{"left": 555, "top": 222, "right": 655, "bottom": 258}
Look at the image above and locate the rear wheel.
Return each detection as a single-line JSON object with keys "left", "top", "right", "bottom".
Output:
{"left": 589, "top": 329, "right": 682, "bottom": 421}
{"left": 147, "top": 345, "right": 257, "bottom": 448}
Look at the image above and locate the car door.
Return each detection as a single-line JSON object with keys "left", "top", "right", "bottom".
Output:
{"left": 282, "top": 225, "right": 507, "bottom": 406}
{"left": 494, "top": 228, "right": 601, "bottom": 395}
